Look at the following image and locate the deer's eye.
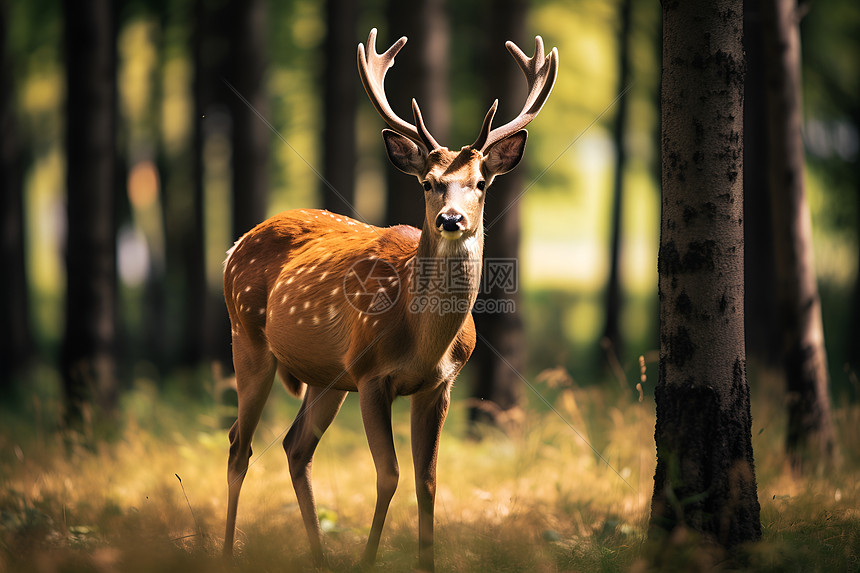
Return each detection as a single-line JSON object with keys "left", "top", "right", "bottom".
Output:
{"left": 476, "top": 180, "right": 486, "bottom": 191}
{"left": 422, "top": 181, "right": 432, "bottom": 191}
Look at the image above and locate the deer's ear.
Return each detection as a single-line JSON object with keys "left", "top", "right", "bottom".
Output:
{"left": 483, "top": 129, "right": 528, "bottom": 176}
{"left": 383, "top": 129, "right": 427, "bottom": 175}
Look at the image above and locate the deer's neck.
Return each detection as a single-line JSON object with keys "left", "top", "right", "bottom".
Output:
{"left": 405, "top": 222, "right": 484, "bottom": 367}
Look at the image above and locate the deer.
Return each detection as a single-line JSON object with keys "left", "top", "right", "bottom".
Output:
{"left": 222, "top": 28, "right": 558, "bottom": 571}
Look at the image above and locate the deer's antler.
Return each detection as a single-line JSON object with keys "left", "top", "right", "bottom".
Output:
{"left": 357, "top": 28, "right": 440, "bottom": 152}
{"left": 471, "top": 36, "right": 559, "bottom": 153}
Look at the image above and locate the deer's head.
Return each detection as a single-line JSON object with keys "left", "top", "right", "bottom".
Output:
{"left": 358, "top": 29, "right": 558, "bottom": 245}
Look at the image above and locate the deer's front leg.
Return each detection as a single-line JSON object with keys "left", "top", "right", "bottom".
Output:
{"left": 358, "top": 380, "right": 398, "bottom": 567}
{"left": 410, "top": 385, "right": 451, "bottom": 572}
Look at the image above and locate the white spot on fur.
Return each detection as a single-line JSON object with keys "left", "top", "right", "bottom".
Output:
{"left": 331, "top": 287, "right": 339, "bottom": 296}
{"left": 312, "top": 316, "right": 320, "bottom": 325}
{"left": 303, "top": 301, "right": 310, "bottom": 310}
{"left": 244, "top": 286, "right": 252, "bottom": 292}
{"left": 287, "top": 277, "right": 294, "bottom": 285}
{"left": 289, "top": 306, "right": 296, "bottom": 315}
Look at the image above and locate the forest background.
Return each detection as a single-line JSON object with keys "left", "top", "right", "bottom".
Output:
{"left": 1, "top": 0, "right": 858, "bottom": 571}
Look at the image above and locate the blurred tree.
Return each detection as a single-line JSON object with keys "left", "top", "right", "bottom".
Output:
{"left": 602, "top": 0, "right": 632, "bottom": 367}
{"left": 650, "top": 0, "right": 761, "bottom": 552}
{"left": 61, "top": 0, "right": 119, "bottom": 425}
{"left": 186, "top": 0, "right": 221, "bottom": 368}
{"left": 218, "top": 0, "right": 269, "bottom": 369}
{"left": 0, "top": 0, "right": 33, "bottom": 392}
{"left": 761, "top": 0, "right": 837, "bottom": 470}
{"left": 384, "top": 0, "right": 449, "bottom": 227}
{"left": 226, "top": 0, "right": 268, "bottom": 239}
{"left": 798, "top": 0, "right": 860, "bottom": 379}
{"left": 743, "top": 0, "right": 782, "bottom": 370}
{"left": 469, "top": 0, "right": 526, "bottom": 430}
{"left": 321, "top": 0, "right": 358, "bottom": 216}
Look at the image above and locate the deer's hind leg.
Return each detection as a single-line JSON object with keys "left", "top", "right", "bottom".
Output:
{"left": 224, "top": 333, "right": 277, "bottom": 557}
{"left": 283, "top": 384, "right": 348, "bottom": 565}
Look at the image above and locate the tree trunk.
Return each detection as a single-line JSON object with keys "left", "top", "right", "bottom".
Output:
{"left": 186, "top": 0, "right": 219, "bottom": 368}
{"left": 384, "top": 0, "right": 449, "bottom": 227}
{"left": 61, "top": 0, "right": 119, "bottom": 426}
{"left": 650, "top": 0, "right": 761, "bottom": 552}
{"left": 603, "top": 0, "right": 633, "bottom": 366}
{"left": 0, "top": 0, "right": 32, "bottom": 392}
{"left": 226, "top": 0, "right": 268, "bottom": 238}
{"left": 743, "top": 1, "right": 782, "bottom": 370}
{"left": 321, "top": 0, "right": 358, "bottom": 217}
{"left": 468, "top": 0, "right": 526, "bottom": 431}
{"left": 851, "top": 108, "right": 860, "bottom": 373}
{"left": 761, "top": 0, "right": 837, "bottom": 472}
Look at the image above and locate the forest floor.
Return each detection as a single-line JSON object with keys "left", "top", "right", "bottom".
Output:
{"left": 1, "top": 368, "right": 858, "bottom": 572}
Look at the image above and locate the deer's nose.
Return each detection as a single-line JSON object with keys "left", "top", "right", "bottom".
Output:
{"left": 436, "top": 212, "right": 464, "bottom": 232}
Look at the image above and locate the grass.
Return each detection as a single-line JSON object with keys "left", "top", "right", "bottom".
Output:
{"left": 0, "top": 369, "right": 858, "bottom": 572}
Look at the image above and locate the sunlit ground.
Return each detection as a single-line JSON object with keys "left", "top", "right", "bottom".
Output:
{"left": 1, "top": 368, "right": 858, "bottom": 572}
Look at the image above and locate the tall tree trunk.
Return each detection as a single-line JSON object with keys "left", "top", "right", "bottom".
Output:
{"left": 468, "top": 0, "right": 526, "bottom": 430}
{"left": 61, "top": 0, "right": 119, "bottom": 426}
{"left": 321, "top": 0, "right": 358, "bottom": 216}
{"left": 216, "top": 0, "right": 269, "bottom": 368}
{"left": 603, "top": 0, "right": 632, "bottom": 366}
{"left": 743, "top": 1, "right": 782, "bottom": 370}
{"left": 851, "top": 108, "right": 860, "bottom": 373}
{"left": 0, "top": 0, "right": 32, "bottom": 392}
{"left": 226, "top": 0, "right": 268, "bottom": 238}
{"left": 761, "top": 0, "right": 837, "bottom": 471}
{"left": 650, "top": 0, "right": 761, "bottom": 553}
{"left": 186, "top": 0, "right": 218, "bottom": 368}
{"left": 384, "top": 0, "right": 449, "bottom": 227}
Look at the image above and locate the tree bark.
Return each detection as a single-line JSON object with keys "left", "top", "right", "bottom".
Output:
{"left": 603, "top": 0, "right": 632, "bottom": 365}
{"left": 0, "top": 0, "right": 32, "bottom": 392}
{"left": 61, "top": 0, "right": 119, "bottom": 426}
{"left": 650, "top": 0, "right": 761, "bottom": 552}
{"left": 468, "top": 0, "right": 526, "bottom": 430}
{"left": 761, "top": 0, "right": 837, "bottom": 472}
{"left": 743, "top": 1, "right": 782, "bottom": 369}
{"left": 321, "top": 0, "right": 358, "bottom": 216}
{"left": 384, "top": 0, "right": 449, "bottom": 227}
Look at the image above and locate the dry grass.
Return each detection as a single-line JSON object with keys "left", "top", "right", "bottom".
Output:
{"left": 0, "top": 372, "right": 857, "bottom": 572}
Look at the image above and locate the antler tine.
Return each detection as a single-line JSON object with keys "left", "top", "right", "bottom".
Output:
{"left": 357, "top": 28, "right": 440, "bottom": 152}
{"left": 411, "top": 99, "right": 440, "bottom": 151}
{"left": 470, "top": 100, "right": 498, "bottom": 152}
{"left": 472, "top": 35, "right": 559, "bottom": 153}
